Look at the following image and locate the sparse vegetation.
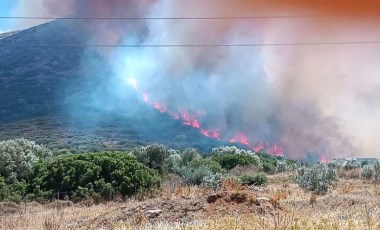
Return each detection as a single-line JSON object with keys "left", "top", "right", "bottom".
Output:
{"left": 1, "top": 138, "right": 380, "bottom": 229}
{"left": 239, "top": 173, "right": 268, "bottom": 186}
{"left": 296, "top": 164, "right": 337, "bottom": 195}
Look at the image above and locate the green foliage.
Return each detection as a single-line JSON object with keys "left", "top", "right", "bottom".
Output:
{"left": 211, "top": 146, "right": 261, "bottom": 170}
{"left": 132, "top": 144, "right": 170, "bottom": 174}
{"left": 187, "top": 158, "right": 224, "bottom": 174}
{"left": 0, "top": 138, "right": 52, "bottom": 183}
{"left": 181, "top": 148, "right": 201, "bottom": 165}
{"left": 361, "top": 165, "right": 374, "bottom": 180}
{"left": 30, "top": 152, "right": 160, "bottom": 200}
{"left": 276, "top": 161, "right": 287, "bottom": 173}
{"left": 239, "top": 173, "right": 268, "bottom": 186}
{"left": 213, "top": 153, "right": 256, "bottom": 170}
{"left": 177, "top": 165, "right": 212, "bottom": 186}
{"left": 164, "top": 153, "right": 182, "bottom": 173}
{"left": 296, "top": 164, "right": 337, "bottom": 195}
{"left": 256, "top": 152, "right": 278, "bottom": 174}
{"left": 262, "top": 162, "right": 276, "bottom": 174}
{"left": 374, "top": 160, "right": 380, "bottom": 183}
{"left": 343, "top": 157, "right": 360, "bottom": 170}
{"left": 0, "top": 176, "right": 28, "bottom": 203}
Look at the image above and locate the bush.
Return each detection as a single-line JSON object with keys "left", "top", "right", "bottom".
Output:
{"left": 374, "top": 160, "right": 380, "bottom": 182}
{"left": 0, "top": 138, "right": 52, "bottom": 183}
{"left": 30, "top": 152, "right": 160, "bottom": 200}
{"left": 177, "top": 165, "right": 211, "bottom": 186}
{"left": 296, "top": 164, "right": 337, "bottom": 195}
{"left": 131, "top": 144, "right": 170, "bottom": 174}
{"left": 181, "top": 148, "right": 201, "bottom": 165}
{"left": 362, "top": 165, "right": 374, "bottom": 180}
{"left": 343, "top": 157, "right": 360, "bottom": 170}
{"left": 276, "top": 161, "right": 287, "bottom": 173}
{"left": 262, "top": 162, "right": 276, "bottom": 174}
{"left": 239, "top": 173, "right": 268, "bottom": 186}
{"left": 213, "top": 154, "right": 256, "bottom": 170}
{"left": 211, "top": 146, "right": 261, "bottom": 170}
{"left": 187, "top": 158, "right": 224, "bottom": 174}
{"left": 201, "top": 173, "right": 223, "bottom": 190}
{"left": 164, "top": 153, "right": 182, "bottom": 173}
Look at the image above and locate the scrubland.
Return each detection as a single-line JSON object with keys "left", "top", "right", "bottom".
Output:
{"left": 1, "top": 174, "right": 380, "bottom": 230}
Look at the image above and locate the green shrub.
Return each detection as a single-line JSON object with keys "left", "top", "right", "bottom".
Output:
{"left": 212, "top": 153, "right": 256, "bottom": 170}
{"left": 187, "top": 158, "right": 224, "bottom": 174}
{"left": 30, "top": 152, "right": 160, "bottom": 200}
{"left": 181, "top": 148, "right": 200, "bottom": 165}
{"left": 296, "top": 164, "right": 337, "bottom": 195}
{"left": 262, "top": 162, "right": 276, "bottom": 174}
{"left": 276, "top": 161, "right": 287, "bottom": 173}
{"left": 374, "top": 160, "right": 380, "bottom": 183}
{"left": 343, "top": 157, "right": 360, "bottom": 170}
{"left": 177, "top": 165, "right": 211, "bottom": 186}
{"left": 164, "top": 153, "right": 182, "bottom": 173}
{"left": 239, "top": 173, "right": 268, "bottom": 186}
{"left": 362, "top": 165, "right": 374, "bottom": 180}
{"left": 0, "top": 138, "right": 52, "bottom": 183}
{"left": 131, "top": 144, "right": 170, "bottom": 174}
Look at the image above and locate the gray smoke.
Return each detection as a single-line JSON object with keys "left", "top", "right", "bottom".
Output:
{"left": 16, "top": 0, "right": 380, "bottom": 159}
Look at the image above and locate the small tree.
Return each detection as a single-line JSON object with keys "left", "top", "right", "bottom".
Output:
{"left": 276, "top": 161, "right": 287, "bottom": 173}
{"left": 181, "top": 148, "right": 200, "bottom": 165}
{"left": 374, "top": 160, "right": 380, "bottom": 182}
{"left": 0, "top": 138, "right": 52, "bottom": 183}
{"left": 343, "top": 157, "right": 360, "bottom": 170}
{"left": 132, "top": 144, "right": 170, "bottom": 174}
{"left": 211, "top": 146, "right": 262, "bottom": 170}
{"left": 296, "top": 164, "right": 337, "bottom": 195}
{"left": 361, "top": 165, "right": 374, "bottom": 180}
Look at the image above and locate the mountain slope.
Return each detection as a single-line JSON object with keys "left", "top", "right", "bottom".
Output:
{"left": 0, "top": 21, "right": 226, "bottom": 152}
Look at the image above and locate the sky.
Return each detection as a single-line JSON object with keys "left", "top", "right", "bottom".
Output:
{"left": 0, "top": 0, "right": 49, "bottom": 33}
{"left": 0, "top": 0, "right": 17, "bottom": 32}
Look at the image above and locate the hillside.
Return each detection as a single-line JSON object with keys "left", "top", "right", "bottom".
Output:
{"left": 0, "top": 20, "right": 226, "bottom": 152}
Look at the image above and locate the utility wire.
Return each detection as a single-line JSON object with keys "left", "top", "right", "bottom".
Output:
{"left": 4, "top": 40, "right": 380, "bottom": 48}
{"left": 0, "top": 15, "right": 344, "bottom": 20}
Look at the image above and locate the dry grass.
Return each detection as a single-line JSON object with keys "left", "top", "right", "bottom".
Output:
{"left": 2, "top": 175, "right": 380, "bottom": 229}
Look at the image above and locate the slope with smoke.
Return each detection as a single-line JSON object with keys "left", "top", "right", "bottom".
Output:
{"left": 17, "top": 0, "right": 380, "bottom": 160}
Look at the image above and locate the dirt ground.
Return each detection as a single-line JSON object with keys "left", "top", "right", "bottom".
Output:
{"left": 1, "top": 174, "right": 380, "bottom": 230}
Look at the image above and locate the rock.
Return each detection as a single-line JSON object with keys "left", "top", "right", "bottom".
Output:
{"left": 145, "top": 209, "right": 162, "bottom": 218}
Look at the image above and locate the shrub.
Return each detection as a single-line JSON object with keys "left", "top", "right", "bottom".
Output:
{"left": 374, "top": 160, "right": 380, "bottom": 182}
{"left": 177, "top": 165, "right": 211, "bottom": 186}
{"left": 262, "top": 162, "right": 276, "bottom": 174}
{"left": 0, "top": 138, "right": 52, "bottom": 183}
{"left": 361, "top": 165, "right": 374, "bottom": 180}
{"left": 181, "top": 148, "right": 201, "bottom": 165}
{"left": 164, "top": 153, "right": 182, "bottom": 173}
{"left": 239, "top": 173, "right": 268, "bottom": 186}
{"left": 187, "top": 158, "right": 224, "bottom": 174}
{"left": 201, "top": 173, "right": 223, "bottom": 190}
{"left": 211, "top": 146, "right": 261, "bottom": 170}
{"left": 30, "top": 152, "right": 160, "bottom": 200}
{"left": 296, "top": 164, "right": 337, "bottom": 195}
{"left": 276, "top": 161, "right": 287, "bottom": 173}
{"left": 343, "top": 157, "right": 360, "bottom": 170}
{"left": 131, "top": 144, "right": 170, "bottom": 174}
{"left": 213, "top": 154, "right": 256, "bottom": 170}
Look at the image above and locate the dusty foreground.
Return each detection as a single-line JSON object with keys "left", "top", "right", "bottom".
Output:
{"left": 1, "top": 175, "right": 380, "bottom": 230}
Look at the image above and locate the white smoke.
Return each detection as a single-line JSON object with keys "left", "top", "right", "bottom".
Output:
{"left": 16, "top": 0, "right": 380, "bottom": 159}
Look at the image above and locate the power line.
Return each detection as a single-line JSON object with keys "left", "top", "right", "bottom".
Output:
{"left": 0, "top": 15, "right": 343, "bottom": 20}
{"left": 4, "top": 40, "right": 380, "bottom": 48}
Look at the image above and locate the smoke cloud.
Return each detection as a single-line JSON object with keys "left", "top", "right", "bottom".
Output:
{"left": 19, "top": 0, "right": 380, "bottom": 159}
